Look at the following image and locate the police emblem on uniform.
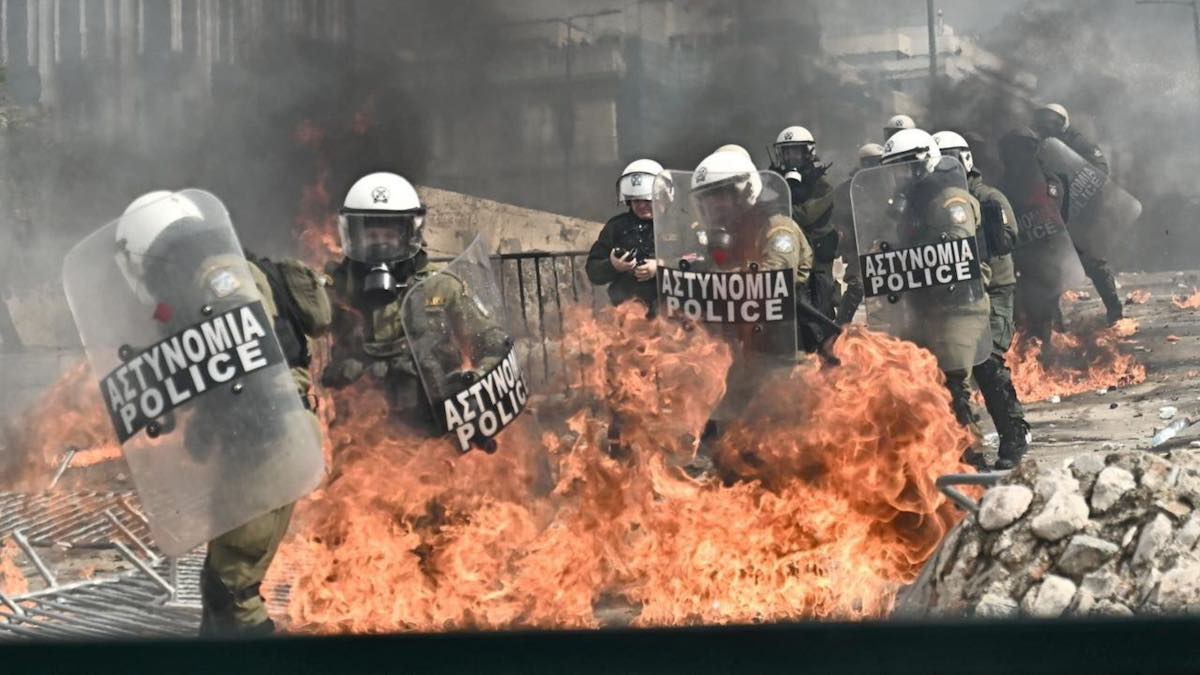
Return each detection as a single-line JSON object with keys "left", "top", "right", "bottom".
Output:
{"left": 695, "top": 167, "right": 707, "bottom": 183}
{"left": 208, "top": 268, "right": 241, "bottom": 298}
{"left": 771, "top": 235, "right": 795, "bottom": 254}
{"left": 1048, "top": 184, "right": 1059, "bottom": 198}
{"left": 948, "top": 204, "right": 969, "bottom": 225}
{"left": 1093, "top": 149, "right": 1103, "bottom": 158}
{"left": 371, "top": 186, "right": 390, "bottom": 204}
{"left": 630, "top": 174, "right": 644, "bottom": 187}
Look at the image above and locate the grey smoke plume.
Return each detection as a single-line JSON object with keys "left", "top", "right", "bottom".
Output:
{"left": 2, "top": 0, "right": 1196, "bottom": 295}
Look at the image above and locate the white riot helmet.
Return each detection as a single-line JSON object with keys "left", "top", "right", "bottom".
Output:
{"left": 715, "top": 145, "right": 754, "bottom": 167}
{"left": 616, "top": 158, "right": 664, "bottom": 204}
{"left": 338, "top": 172, "right": 426, "bottom": 266}
{"left": 880, "top": 128, "right": 942, "bottom": 172}
{"left": 115, "top": 191, "right": 205, "bottom": 303}
{"left": 691, "top": 149, "right": 762, "bottom": 233}
{"left": 1033, "top": 103, "right": 1070, "bottom": 136}
{"left": 857, "top": 143, "right": 885, "bottom": 169}
{"left": 771, "top": 125, "right": 816, "bottom": 171}
{"left": 932, "top": 131, "right": 974, "bottom": 173}
{"left": 884, "top": 114, "right": 916, "bottom": 140}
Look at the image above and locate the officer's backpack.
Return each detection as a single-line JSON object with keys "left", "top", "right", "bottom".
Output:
{"left": 246, "top": 254, "right": 332, "bottom": 368}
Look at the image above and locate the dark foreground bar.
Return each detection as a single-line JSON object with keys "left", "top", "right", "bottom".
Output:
{"left": 2, "top": 617, "right": 1199, "bottom": 675}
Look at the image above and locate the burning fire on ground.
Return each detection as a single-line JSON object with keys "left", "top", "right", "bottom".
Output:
{"left": 270, "top": 305, "right": 968, "bottom": 633}
{"left": 3, "top": 362, "right": 121, "bottom": 490}
{"left": 1126, "top": 289, "right": 1151, "bottom": 305}
{"left": 0, "top": 540, "right": 28, "bottom": 599}
{"left": 1172, "top": 288, "right": 1200, "bottom": 310}
{"left": 1007, "top": 318, "right": 1146, "bottom": 402}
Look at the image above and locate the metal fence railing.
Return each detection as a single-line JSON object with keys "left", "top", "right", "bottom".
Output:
{"left": 432, "top": 250, "right": 608, "bottom": 391}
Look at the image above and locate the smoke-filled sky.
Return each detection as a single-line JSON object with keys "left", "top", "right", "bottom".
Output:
{"left": 1, "top": 0, "right": 1198, "bottom": 296}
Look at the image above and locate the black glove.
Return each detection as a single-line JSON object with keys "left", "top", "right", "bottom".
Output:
{"left": 800, "top": 160, "right": 831, "bottom": 184}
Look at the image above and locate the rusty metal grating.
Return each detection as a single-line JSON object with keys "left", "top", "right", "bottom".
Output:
{"left": 0, "top": 491, "right": 152, "bottom": 548}
{"left": 0, "top": 489, "right": 309, "bottom": 640}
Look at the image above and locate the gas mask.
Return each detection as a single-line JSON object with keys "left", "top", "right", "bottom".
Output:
{"left": 362, "top": 262, "right": 401, "bottom": 304}
{"left": 339, "top": 212, "right": 424, "bottom": 304}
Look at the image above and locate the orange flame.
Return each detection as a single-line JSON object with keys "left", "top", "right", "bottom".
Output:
{"left": 1173, "top": 288, "right": 1200, "bottom": 310}
{"left": 271, "top": 306, "right": 966, "bottom": 633}
{"left": 1007, "top": 319, "right": 1146, "bottom": 402}
{"left": 0, "top": 540, "right": 28, "bottom": 598}
{"left": 1126, "top": 289, "right": 1151, "bottom": 305}
{"left": 4, "top": 361, "right": 122, "bottom": 490}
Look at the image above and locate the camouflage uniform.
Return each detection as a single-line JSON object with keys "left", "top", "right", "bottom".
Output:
{"left": 322, "top": 253, "right": 510, "bottom": 433}
{"left": 201, "top": 255, "right": 331, "bottom": 636}
{"left": 901, "top": 171, "right": 991, "bottom": 438}
{"left": 784, "top": 172, "right": 840, "bottom": 350}
{"left": 697, "top": 210, "right": 810, "bottom": 432}
{"left": 968, "top": 172, "right": 1029, "bottom": 464}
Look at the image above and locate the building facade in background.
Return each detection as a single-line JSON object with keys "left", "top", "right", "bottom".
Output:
{"left": 0, "top": 1, "right": 1034, "bottom": 222}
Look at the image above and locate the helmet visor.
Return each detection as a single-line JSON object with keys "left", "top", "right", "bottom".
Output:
{"left": 339, "top": 212, "right": 424, "bottom": 264}
{"left": 692, "top": 182, "right": 744, "bottom": 231}
{"left": 777, "top": 143, "right": 814, "bottom": 169}
{"left": 1033, "top": 109, "right": 1065, "bottom": 136}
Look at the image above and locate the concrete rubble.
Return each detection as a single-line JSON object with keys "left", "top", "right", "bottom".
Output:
{"left": 899, "top": 449, "right": 1200, "bottom": 617}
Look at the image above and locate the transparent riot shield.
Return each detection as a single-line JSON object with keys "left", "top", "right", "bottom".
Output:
{"left": 1005, "top": 167, "right": 1089, "bottom": 298}
{"left": 401, "top": 233, "right": 528, "bottom": 454}
{"left": 1038, "top": 137, "right": 1143, "bottom": 256}
{"left": 653, "top": 170, "right": 799, "bottom": 423}
{"left": 61, "top": 190, "right": 324, "bottom": 557}
{"left": 850, "top": 157, "right": 991, "bottom": 372}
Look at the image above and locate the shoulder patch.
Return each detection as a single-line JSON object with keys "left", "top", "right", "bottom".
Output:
{"left": 942, "top": 196, "right": 971, "bottom": 209}
{"left": 771, "top": 234, "right": 796, "bottom": 254}
{"left": 207, "top": 268, "right": 241, "bottom": 298}
{"left": 948, "top": 204, "right": 969, "bottom": 225}
{"left": 426, "top": 295, "right": 446, "bottom": 309}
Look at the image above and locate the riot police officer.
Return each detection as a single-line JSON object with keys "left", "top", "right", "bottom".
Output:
{"left": 934, "top": 131, "right": 1029, "bottom": 469}
{"left": 884, "top": 114, "right": 916, "bottom": 141}
{"left": 321, "top": 172, "right": 509, "bottom": 428}
{"left": 675, "top": 149, "right": 810, "bottom": 458}
{"left": 113, "top": 190, "right": 331, "bottom": 636}
{"left": 586, "top": 159, "right": 663, "bottom": 312}
{"left": 1033, "top": 103, "right": 1122, "bottom": 324}
{"left": 769, "top": 126, "right": 838, "bottom": 345}
{"left": 999, "top": 127, "right": 1081, "bottom": 346}
{"left": 868, "top": 129, "right": 992, "bottom": 467}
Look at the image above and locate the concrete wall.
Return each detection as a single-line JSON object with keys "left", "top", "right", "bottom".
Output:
{"left": 419, "top": 185, "right": 602, "bottom": 257}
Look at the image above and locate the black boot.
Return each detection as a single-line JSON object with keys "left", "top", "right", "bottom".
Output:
{"left": 995, "top": 419, "right": 1030, "bottom": 470}
{"left": 960, "top": 448, "right": 989, "bottom": 471}
{"left": 1105, "top": 300, "right": 1124, "bottom": 326}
